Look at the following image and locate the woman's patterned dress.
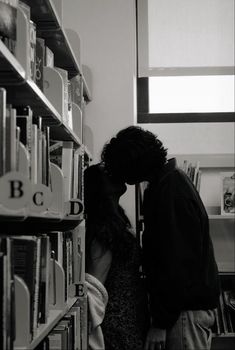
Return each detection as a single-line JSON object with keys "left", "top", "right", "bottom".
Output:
{"left": 102, "top": 236, "right": 150, "bottom": 350}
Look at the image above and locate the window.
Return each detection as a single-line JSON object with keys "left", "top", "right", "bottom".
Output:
{"left": 136, "top": 0, "right": 235, "bottom": 123}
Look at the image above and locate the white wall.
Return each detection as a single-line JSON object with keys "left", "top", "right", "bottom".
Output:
{"left": 63, "top": 0, "right": 137, "bottom": 226}
{"left": 140, "top": 123, "right": 234, "bottom": 155}
{"left": 62, "top": 0, "right": 234, "bottom": 225}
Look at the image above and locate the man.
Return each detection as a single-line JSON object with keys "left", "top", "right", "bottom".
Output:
{"left": 101, "top": 126, "right": 220, "bottom": 350}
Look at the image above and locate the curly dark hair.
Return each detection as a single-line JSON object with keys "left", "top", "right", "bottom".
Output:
{"left": 101, "top": 126, "right": 168, "bottom": 184}
{"left": 84, "top": 164, "right": 134, "bottom": 267}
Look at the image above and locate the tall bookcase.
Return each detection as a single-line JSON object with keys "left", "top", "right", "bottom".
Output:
{"left": 0, "top": 0, "right": 92, "bottom": 349}
{"left": 136, "top": 153, "right": 235, "bottom": 349}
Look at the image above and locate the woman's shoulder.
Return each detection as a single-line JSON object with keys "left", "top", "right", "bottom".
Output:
{"left": 87, "top": 240, "right": 112, "bottom": 285}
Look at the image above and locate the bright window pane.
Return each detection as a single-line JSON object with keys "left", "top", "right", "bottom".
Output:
{"left": 149, "top": 76, "right": 235, "bottom": 113}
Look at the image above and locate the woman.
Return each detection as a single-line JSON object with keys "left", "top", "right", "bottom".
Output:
{"left": 84, "top": 163, "right": 149, "bottom": 350}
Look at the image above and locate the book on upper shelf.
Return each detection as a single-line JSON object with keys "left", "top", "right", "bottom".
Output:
{"left": 50, "top": 141, "right": 83, "bottom": 202}
{"left": 12, "top": 235, "right": 41, "bottom": 339}
{"left": 16, "top": 0, "right": 37, "bottom": 80}
{"left": 35, "top": 37, "right": 45, "bottom": 91}
{"left": 179, "top": 159, "right": 202, "bottom": 193}
{"left": 0, "top": 237, "right": 15, "bottom": 350}
{"left": 0, "top": 87, "right": 7, "bottom": 177}
{"left": 220, "top": 171, "right": 235, "bottom": 216}
{"left": 0, "top": 0, "right": 18, "bottom": 54}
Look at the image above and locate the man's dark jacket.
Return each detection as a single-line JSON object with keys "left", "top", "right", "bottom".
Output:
{"left": 142, "top": 158, "right": 220, "bottom": 329}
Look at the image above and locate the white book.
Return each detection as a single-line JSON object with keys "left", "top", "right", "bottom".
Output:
{"left": 37, "top": 128, "right": 43, "bottom": 184}
{"left": 57, "top": 232, "right": 63, "bottom": 267}
{"left": 0, "top": 88, "right": 6, "bottom": 176}
{"left": 220, "top": 172, "right": 235, "bottom": 216}
{"left": 72, "top": 149, "right": 80, "bottom": 198}
{"left": 72, "top": 231, "right": 82, "bottom": 283}
{"left": 44, "top": 46, "right": 54, "bottom": 68}
{"left": 29, "top": 20, "right": 36, "bottom": 81}
{"left": 62, "top": 141, "right": 74, "bottom": 201}
{"left": 16, "top": 1, "right": 31, "bottom": 77}
{"left": 31, "top": 124, "right": 38, "bottom": 184}
{"left": 16, "top": 106, "right": 33, "bottom": 177}
{"left": 70, "top": 74, "right": 83, "bottom": 108}
{"left": 39, "top": 235, "right": 50, "bottom": 324}
{"left": 5, "top": 106, "right": 17, "bottom": 173}
{"left": 55, "top": 67, "right": 69, "bottom": 127}
{"left": 15, "top": 126, "right": 21, "bottom": 171}
{"left": 33, "top": 237, "right": 41, "bottom": 337}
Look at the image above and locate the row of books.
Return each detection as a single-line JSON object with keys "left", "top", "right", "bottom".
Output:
{"left": 35, "top": 300, "right": 86, "bottom": 350}
{"left": 0, "top": 0, "right": 84, "bottom": 130}
{"left": 179, "top": 160, "right": 202, "bottom": 192}
{"left": 50, "top": 140, "right": 84, "bottom": 202}
{"left": 0, "top": 231, "right": 85, "bottom": 348}
{"left": 0, "top": 237, "right": 15, "bottom": 350}
{"left": 0, "top": 0, "right": 51, "bottom": 82}
{"left": 50, "top": 231, "right": 84, "bottom": 302}
{"left": 214, "top": 290, "right": 235, "bottom": 335}
{"left": 0, "top": 95, "right": 50, "bottom": 185}
{"left": 0, "top": 91, "right": 84, "bottom": 206}
{"left": 179, "top": 159, "right": 235, "bottom": 216}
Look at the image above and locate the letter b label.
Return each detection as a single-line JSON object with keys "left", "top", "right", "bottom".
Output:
{"left": 0, "top": 172, "right": 31, "bottom": 210}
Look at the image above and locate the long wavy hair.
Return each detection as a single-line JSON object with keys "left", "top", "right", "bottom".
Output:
{"left": 84, "top": 164, "right": 134, "bottom": 267}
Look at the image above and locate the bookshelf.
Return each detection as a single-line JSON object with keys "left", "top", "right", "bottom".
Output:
{"left": 0, "top": 0, "right": 92, "bottom": 349}
{"left": 22, "top": 0, "right": 92, "bottom": 101}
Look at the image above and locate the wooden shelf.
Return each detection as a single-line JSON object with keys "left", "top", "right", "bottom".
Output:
{"left": 0, "top": 42, "right": 60, "bottom": 121}
{"left": 1, "top": 2, "right": 89, "bottom": 349}
{"left": 15, "top": 297, "right": 78, "bottom": 350}
{"left": 0, "top": 213, "right": 84, "bottom": 233}
{"left": 0, "top": 41, "right": 84, "bottom": 145}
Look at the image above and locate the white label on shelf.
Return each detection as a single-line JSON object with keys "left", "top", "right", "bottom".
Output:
{"left": 65, "top": 199, "right": 84, "bottom": 217}
{"left": 30, "top": 184, "right": 53, "bottom": 213}
{"left": 0, "top": 171, "right": 31, "bottom": 210}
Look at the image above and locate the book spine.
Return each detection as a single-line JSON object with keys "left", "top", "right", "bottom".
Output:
{"left": 31, "top": 124, "right": 38, "bottom": 184}
{"left": 35, "top": 38, "right": 45, "bottom": 91}
{"left": 0, "top": 1, "right": 17, "bottom": 54}
{"left": 0, "top": 88, "right": 6, "bottom": 176}
{"left": 44, "top": 46, "right": 54, "bottom": 68}
{"left": 33, "top": 237, "right": 41, "bottom": 337}
{"left": 29, "top": 20, "right": 36, "bottom": 81}
{"left": 62, "top": 142, "right": 74, "bottom": 201}
{"left": 5, "top": 106, "right": 17, "bottom": 173}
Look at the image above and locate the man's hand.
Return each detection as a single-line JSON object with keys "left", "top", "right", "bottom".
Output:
{"left": 144, "top": 327, "right": 166, "bottom": 350}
